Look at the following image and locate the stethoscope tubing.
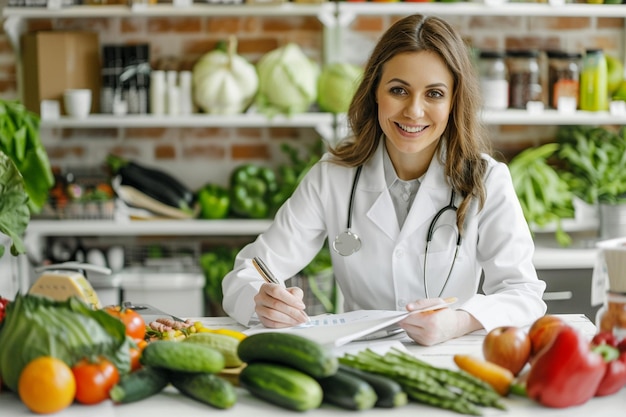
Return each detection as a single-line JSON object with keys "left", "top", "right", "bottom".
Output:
{"left": 334, "top": 164, "right": 462, "bottom": 298}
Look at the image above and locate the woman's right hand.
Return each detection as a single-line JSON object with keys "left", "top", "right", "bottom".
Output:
{"left": 254, "top": 283, "right": 309, "bottom": 328}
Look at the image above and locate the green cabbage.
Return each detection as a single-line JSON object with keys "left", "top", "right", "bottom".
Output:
{"left": 255, "top": 43, "right": 320, "bottom": 116}
{"left": 317, "top": 62, "right": 363, "bottom": 114}
{"left": 0, "top": 293, "right": 131, "bottom": 392}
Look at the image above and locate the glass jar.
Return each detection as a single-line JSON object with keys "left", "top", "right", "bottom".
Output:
{"left": 580, "top": 49, "right": 608, "bottom": 112}
{"left": 596, "top": 291, "right": 626, "bottom": 340}
{"left": 478, "top": 50, "right": 509, "bottom": 110}
{"left": 506, "top": 49, "right": 542, "bottom": 109}
{"left": 546, "top": 50, "right": 581, "bottom": 111}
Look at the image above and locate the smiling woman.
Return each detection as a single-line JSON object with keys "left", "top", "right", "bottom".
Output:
{"left": 221, "top": 14, "right": 546, "bottom": 347}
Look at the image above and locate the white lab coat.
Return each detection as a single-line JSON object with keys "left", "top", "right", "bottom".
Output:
{"left": 222, "top": 141, "right": 547, "bottom": 330}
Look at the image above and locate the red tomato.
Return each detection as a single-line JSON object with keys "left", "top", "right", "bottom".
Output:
{"left": 104, "top": 306, "right": 146, "bottom": 341}
{"left": 129, "top": 340, "right": 148, "bottom": 372}
{"left": 72, "top": 357, "right": 120, "bottom": 405}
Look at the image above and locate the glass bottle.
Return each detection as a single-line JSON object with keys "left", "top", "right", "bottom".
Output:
{"left": 579, "top": 49, "right": 608, "bottom": 112}
{"left": 506, "top": 49, "right": 542, "bottom": 109}
{"left": 478, "top": 50, "right": 509, "bottom": 110}
{"left": 546, "top": 50, "right": 581, "bottom": 111}
{"left": 596, "top": 291, "right": 626, "bottom": 341}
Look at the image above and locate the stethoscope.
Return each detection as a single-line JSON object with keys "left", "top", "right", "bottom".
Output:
{"left": 332, "top": 165, "right": 462, "bottom": 298}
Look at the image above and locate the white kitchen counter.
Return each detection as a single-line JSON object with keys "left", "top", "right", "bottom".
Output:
{"left": 1, "top": 314, "right": 624, "bottom": 416}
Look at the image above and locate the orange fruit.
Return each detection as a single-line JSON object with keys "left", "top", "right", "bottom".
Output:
{"left": 18, "top": 356, "right": 76, "bottom": 414}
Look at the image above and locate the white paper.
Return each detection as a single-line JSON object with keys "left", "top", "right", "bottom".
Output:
{"left": 244, "top": 300, "right": 454, "bottom": 347}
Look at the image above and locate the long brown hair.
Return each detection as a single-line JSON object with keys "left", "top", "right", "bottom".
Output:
{"left": 329, "top": 14, "right": 491, "bottom": 236}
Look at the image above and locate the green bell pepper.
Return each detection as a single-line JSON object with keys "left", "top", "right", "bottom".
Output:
{"left": 229, "top": 164, "right": 278, "bottom": 219}
{"left": 197, "top": 183, "right": 230, "bottom": 219}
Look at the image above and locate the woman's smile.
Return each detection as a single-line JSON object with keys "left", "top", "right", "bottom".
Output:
{"left": 396, "top": 122, "right": 428, "bottom": 134}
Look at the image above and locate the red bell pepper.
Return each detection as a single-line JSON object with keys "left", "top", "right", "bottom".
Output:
{"left": 0, "top": 296, "right": 8, "bottom": 324}
{"left": 591, "top": 330, "right": 618, "bottom": 347}
{"left": 526, "top": 325, "right": 607, "bottom": 408}
{"left": 592, "top": 339, "right": 626, "bottom": 396}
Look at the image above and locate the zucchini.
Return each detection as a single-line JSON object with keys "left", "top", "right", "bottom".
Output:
{"left": 338, "top": 364, "right": 407, "bottom": 408}
{"left": 169, "top": 371, "right": 237, "bottom": 409}
{"left": 237, "top": 332, "right": 338, "bottom": 378}
{"left": 239, "top": 362, "right": 323, "bottom": 411}
{"left": 183, "top": 332, "right": 242, "bottom": 368}
{"left": 140, "top": 340, "right": 225, "bottom": 373}
{"left": 316, "top": 366, "right": 378, "bottom": 410}
{"left": 109, "top": 366, "right": 170, "bottom": 404}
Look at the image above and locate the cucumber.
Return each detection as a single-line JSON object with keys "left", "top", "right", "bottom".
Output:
{"left": 316, "top": 366, "right": 378, "bottom": 410}
{"left": 338, "top": 364, "right": 407, "bottom": 408}
{"left": 239, "top": 362, "right": 323, "bottom": 411}
{"left": 183, "top": 332, "right": 243, "bottom": 368}
{"left": 170, "top": 371, "right": 237, "bottom": 409}
{"left": 237, "top": 332, "right": 338, "bottom": 378}
{"left": 140, "top": 340, "right": 225, "bottom": 373}
{"left": 109, "top": 366, "right": 170, "bottom": 404}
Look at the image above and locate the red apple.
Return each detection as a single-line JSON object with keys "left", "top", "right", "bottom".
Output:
{"left": 528, "top": 315, "right": 567, "bottom": 357}
{"left": 483, "top": 326, "right": 532, "bottom": 376}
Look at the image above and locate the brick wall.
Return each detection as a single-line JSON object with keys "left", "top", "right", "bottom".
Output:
{"left": 0, "top": 8, "right": 623, "bottom": 189}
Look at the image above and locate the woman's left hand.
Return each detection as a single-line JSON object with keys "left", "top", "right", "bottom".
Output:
{"left": 399, "top": 298, "right": 481, "bottom": 346}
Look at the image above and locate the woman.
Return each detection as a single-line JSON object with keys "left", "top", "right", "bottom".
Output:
{"left": 222, "top": 14, "right": 546, "bottom": 346}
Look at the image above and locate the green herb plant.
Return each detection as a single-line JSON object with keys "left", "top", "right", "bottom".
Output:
{"left": 0, "top": 100, "right": 54, "bottom": 214}
{"left": 555, "top": 125, "right": 626, "bottom": 205}
{"left": 0, "top": 100, "right": 53, "bottom": 258}
{"left": 508, "top": 143, "right": 575, "bottom": 247}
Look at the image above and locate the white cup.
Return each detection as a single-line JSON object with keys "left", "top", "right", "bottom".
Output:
{"left": 63, "top": 89, "right": 92, "bottom": 118}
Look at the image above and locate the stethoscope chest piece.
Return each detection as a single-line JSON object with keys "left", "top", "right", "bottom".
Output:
{"left": 333, "top": 230, "right": 361, "bottom": 257}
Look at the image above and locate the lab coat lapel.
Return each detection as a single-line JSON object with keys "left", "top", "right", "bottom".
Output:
{"left": 363, "top": 143, "right": 399, "bottom": 241}
{"left": 398, "top": 156, "right": 448, "bottom": 242}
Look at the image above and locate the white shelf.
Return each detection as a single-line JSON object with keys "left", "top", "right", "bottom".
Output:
{"left": 38, "top": 110, "right": 626, "bottom": 129}
{"left": 533, "top": 246, "right": 597, "bottom": 270}
{"left": 2, "top": 3, "right": 335, "bottom": 19}
{"left": 23, "top": 219, "right": 596, "bottom": 270}
{"left": 337, "top": 2, "right": 626, "bottom": 18}
{"left": 25, "top": 218, "right": 272, "bottom": 236}
{"left": 40, "top": 112, "right": 336, "bottom": 129}
{"left": 5, "top": 2, "right": 626, "bottom": 19}
{"left": 481, "top": 109, "right": 626, "bottom": 125}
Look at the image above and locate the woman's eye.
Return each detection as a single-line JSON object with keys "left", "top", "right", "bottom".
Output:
{"left": 428, "top": 90, "right": 444, "bottom": 99}
{"left": 389, "top": 86, "right": 407, "bottom": 96}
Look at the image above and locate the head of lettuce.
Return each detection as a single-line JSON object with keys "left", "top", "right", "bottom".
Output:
{"left": 0, "top": 293, "right": 132, "bottom": 392}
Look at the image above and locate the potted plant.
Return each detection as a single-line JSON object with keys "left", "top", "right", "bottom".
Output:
{"left": 0, "top": 99, "right": 54, "bottom": 258}
{"left": 555, "top": 125, "right": 626, "bottom": 239}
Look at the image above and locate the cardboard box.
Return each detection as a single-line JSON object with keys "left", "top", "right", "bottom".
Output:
{"left": 21, "top": 31, "right": 101, "bottom": 116}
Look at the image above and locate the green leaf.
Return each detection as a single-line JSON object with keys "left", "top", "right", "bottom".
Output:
{"left": 0, "top": 151, "right": 30, "bottom": 257}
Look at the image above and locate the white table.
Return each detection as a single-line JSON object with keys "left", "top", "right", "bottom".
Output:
{"left": 2, "top": 314, "right": 625, "bottom": 417}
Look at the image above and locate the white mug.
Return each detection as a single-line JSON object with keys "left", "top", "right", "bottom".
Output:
{"left": 63, "top": 89, "right": 92, "bottom": 118}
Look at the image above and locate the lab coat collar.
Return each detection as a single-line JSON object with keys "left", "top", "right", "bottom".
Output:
{"left": 363, "top": 140, "right": 450, "bottom": 242}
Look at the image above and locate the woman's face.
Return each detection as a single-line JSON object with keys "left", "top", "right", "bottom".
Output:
{"left": 376, "top": 50, "right": 454, "bottom": 176}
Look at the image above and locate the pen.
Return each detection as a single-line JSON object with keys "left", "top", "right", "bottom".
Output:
{"left": 252, "top": 257, "right": 279, "bottom": 285}
{"left": 252, "top": 256, "right": 311, "bottom": 324}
